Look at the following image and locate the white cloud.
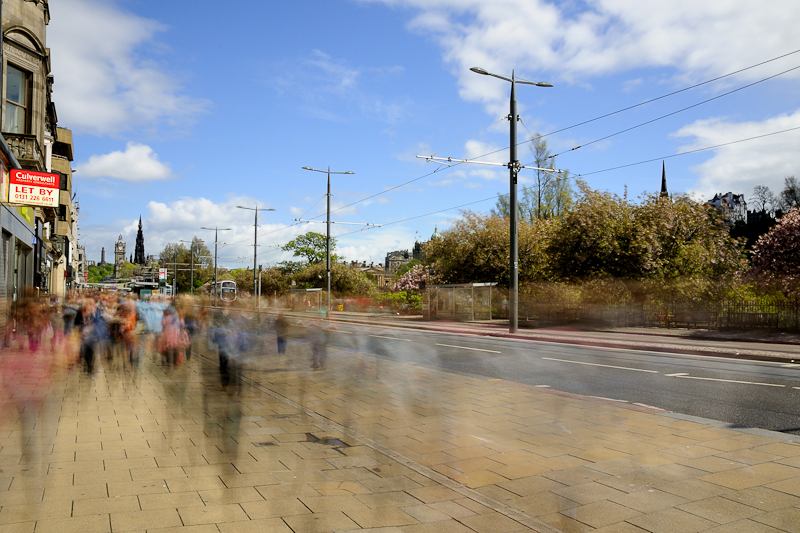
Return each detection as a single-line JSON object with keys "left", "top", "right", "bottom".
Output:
{"left": 80, "top": 195, "right": 293, "bottom": 268}
{"left": 48, "top": 0, "right": 209, "bottom": 135}
{"left": 674, "top": 109, "right": 800, "bottom": 200}
{"left": 362, "top": 0, "right": 800, "bottom": 114}
{"left": 77, "top": 143, "right": 172, "bottom": 182}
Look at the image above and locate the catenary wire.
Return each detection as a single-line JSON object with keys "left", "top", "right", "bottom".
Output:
{"left": 314, "top": 50, "right": 800, "bottom": 218}
{"left": 575, "top": 125, "right": 800, "bottom": 177}
{"left": 549, "top": 63, "right": 800, "bottom": 159}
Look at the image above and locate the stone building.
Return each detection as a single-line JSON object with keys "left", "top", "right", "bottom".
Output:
{"left": 384, "top": 250, "right": 410, "bottom": 276}
{"left": 114, "top": 235, "right": 126, "bottom": 279}
{"left": 709, "top": 192, "right": 747, "bottom": 223}
{"left": 0, "top": 0, "right": 80, "bottom": 318}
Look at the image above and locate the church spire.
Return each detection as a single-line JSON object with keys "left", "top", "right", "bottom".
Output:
{"left": 134, "top": 215, "right": 146, "bottom": 265}
{"left": 660, "top": 161, "right": 668, "bottom": 198}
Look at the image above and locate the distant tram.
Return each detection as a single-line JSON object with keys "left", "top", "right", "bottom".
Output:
{"left": 213, "top": 280, "right": 237, "bottom": 302}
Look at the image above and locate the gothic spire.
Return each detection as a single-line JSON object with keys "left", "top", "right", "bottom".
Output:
{"left": 660, "top": 161, "right": 668, "bottom": 198}
{"left": 134, "top": 215, "right": 146, "bottom": 265}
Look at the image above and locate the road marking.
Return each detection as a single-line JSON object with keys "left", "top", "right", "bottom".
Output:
{"left": 542, "top": 357, "right": 659, "bottom": 373}
{"left": 666, "top": 374, "right": 785, "bottom": 387}
{"left": 436, "top": 343, "right": 501, "bottom": 353}
{"left": 634, "top": 402, "right": 662, "bottom": 410}
{"left": 665, "top": 372, "right": 689, "bottom": 377}
{"left": 369, "top": 335, "right": 410, "bottom": 341}
{"left": 782, "top": 363, "right": 800, "bottom": 367}
{"left": 535, "top": 385, "right": 550, "bottom": 388}
{"left": 590, "top": 396, "right": 628, "bottom": 403}
{"left": 488, "top": 379, "right": 502, "bottom": 381}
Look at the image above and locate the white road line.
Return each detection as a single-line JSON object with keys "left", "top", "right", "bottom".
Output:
{"left": 436, "top": 343, "right": 501, "bottom": 353}
{"left": 634, "top": 402, "right": 663, "bottom": 410}
{"left": 368, "top": 335, "right": 411, "bottom": 341}
{"left": 542, "top": 357, "right": 659, "bottom": 373}
{"left": 590, "top": 396, "right": 628, "bottom": 403}
{"left": 666, "top": 374, "right": 785, "bottom": 387}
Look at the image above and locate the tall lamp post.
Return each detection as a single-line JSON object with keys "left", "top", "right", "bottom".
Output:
{"left": 470, "top": 67, "right": 552, "bottom": 333}
{"left": 301, "top": 166, "right": 354, "bottom": 316}
{"left": 236, "top": 205, "right": 275, "bottom": 310}
{"left": 180, "top": 239, "right": 211, "bottom": 295}
{"left": 201, "top": 226, "right": 231, "bottom": 307}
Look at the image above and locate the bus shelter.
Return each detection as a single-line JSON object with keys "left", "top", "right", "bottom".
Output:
{"left": 425, "top": 283, "right": 497, "bottom": 321}
{"left": 290, "top": 288, "right": 323, "bottom": 312}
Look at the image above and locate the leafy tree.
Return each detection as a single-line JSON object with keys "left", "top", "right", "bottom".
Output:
{"left": 392, "top": 263, "right": 428, "bottom": 291}
{"left": 492, "top": 134, "right": 573, "bottom": 221}
{"left": 279, "top": 232, "right": 339, "bottom": 273}
{"left": 780, "top": 176, "right": 800, "bottom": 210}
{"left": 395, "top": 259, "right": 421, "bottom": 278}
{"left": 425, "top": 211, "right": 556, "bottom": 286}
{"left": 157, "top": 237, "right": 213, "bottom": 292}
{"left": 547, "top": 182, "right": 747, "bottom": 282}
{"left": 87, "top": 263, "right": 113, "bottom": 283}
{"left": 292, "top": 262, "right": 375, "bottom": 296}
{"left": 751, "top": 208, "right": 800, "bottom": 295}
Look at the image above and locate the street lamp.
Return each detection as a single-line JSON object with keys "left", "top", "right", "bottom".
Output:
{"left": 201, "top": 227, "right": 232, "bottom": 306}
{"left": 302, "top": 166, "right": 354, "bottom": 316}
{"left": 236, "top": 205, "right": 275, "bottom": 310}
{"left": 470, "top": 67, "right": 552, "bottom": 333}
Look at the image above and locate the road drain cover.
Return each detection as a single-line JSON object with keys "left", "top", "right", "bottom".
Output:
{"left": 305, "top": 433, "right": 350, "bottom": 447}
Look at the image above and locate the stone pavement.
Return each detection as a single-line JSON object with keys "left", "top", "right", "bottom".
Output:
{"left": 2, "top": 337, "right": 800, "bottom": 533}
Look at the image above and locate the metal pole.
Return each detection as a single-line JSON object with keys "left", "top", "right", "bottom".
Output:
{"left": 326, "top": 167, "right": 331, "bottom": 316}
{"left": 253, "top": 207, "right": 258, "bottom": 311}
{"left": 509, "top": 71, "right": 519, "bottom": 333}
{"left": 173, "top": 247, "right": 177, "bottom": 297}
{"left": 190, "top": 241, "right": 194, "bottom": 294}
{"left": 214, "top": 228, "right": 218, "bottom": 307}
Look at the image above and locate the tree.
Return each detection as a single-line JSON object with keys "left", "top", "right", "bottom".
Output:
{"left": 425, "top": 211, "right": 556, "bottom": 286}
{"left": 292, "top": 262, "right": 375, "bottom": 296}
{"left": 751, "top": 185, "right": 778, "bottom": 215}
{"left": 751, "top": 208, "right": 800, "bottom": 295}
{"left": 546, "top": 182, "right": 747, "bottom": 283}
{"left": 279, "top": 231, "right": 339, "bottom": 273}
{"left": 392, "top": 263, "right": 428, "bottom": 291}
{"left": 780, "top": 176, "right": 800, "bottom": 210}
{"left": 492, "top": 133, "right": 572, "bottom": 221}
{"left": 157, "top": 237, "right": 213, "bottom": 292}
{"left": 395, "top": 259, "right": 421, "bottom": 278}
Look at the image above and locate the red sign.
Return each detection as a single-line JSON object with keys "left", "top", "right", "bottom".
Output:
{"left": 8, "top": 169, "right": 60, "bottom": 208}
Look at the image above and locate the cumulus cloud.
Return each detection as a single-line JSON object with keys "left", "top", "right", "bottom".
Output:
{"left": 361, "top": 0, "right": 800, "bottom": 113}
{"left": 80, "top": 195, "right": 292, "bottom": 268}
{"left": 48, "top": 0, "right": 209, "bottom": 135}
{"left": 76, "top": 143, "right": 172, "bottom": 181}
{"left": 674, "top": 109, "right": 800, "bottom": 200}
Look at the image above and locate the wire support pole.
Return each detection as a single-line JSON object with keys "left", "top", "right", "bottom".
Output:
{"left": 302, "top": 166, "right": 355, "bottom": 317}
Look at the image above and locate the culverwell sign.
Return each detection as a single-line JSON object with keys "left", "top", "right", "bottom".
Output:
{"left": 8, "top": 169, "right": 59, "bottom": 208}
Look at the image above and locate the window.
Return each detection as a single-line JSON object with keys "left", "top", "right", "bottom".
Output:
{"left": 5, "top": 65, "right": 30, "bottom": 134}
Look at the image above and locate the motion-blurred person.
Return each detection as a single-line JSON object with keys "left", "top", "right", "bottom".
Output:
{"left": 210, "top": 305, "right": 234, "bottom": 391}
{"left": 118, "top": 299, "right": 139, "bottom": 367}
{"left": 275, "top": 312, "right": 289, "bottom": 354}
{"left": 137, "top": 296, "right": 165, "bottom": 361}
{"left": 182, "top": 303, "right": 199, "bottom": 361}
{"left": 74, "top": 299, "right": 108, "bottom": 375}
{"left": 160, "top": 306, "right": 184, "bottom": 368}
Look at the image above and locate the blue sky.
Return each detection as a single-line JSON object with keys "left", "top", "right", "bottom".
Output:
{"left": 47, "top": 0, "right": 800, "bottom": 268}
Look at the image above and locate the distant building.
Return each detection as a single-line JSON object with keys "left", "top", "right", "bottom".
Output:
{"left": 660, "top": 161, "right": 668, "bottom": 198}
{"left": 385, "top": 250, "right": 410, "bottom": 276}
{"left": 708, "top": 192, "right": 747, "bottom": 222}
{"left": 134, "top": 216, "right": 146, "bottom": 265}
{"left": 114, "top": 235, "right": 126, "bottom": 279}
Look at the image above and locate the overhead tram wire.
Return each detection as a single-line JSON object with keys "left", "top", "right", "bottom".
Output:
{"left": 535, "top": 47, "right": 800, "bottom": 143}
{"left": 549, "top": 63, "right": 800, "bottom": 159}
{"left": 302, "top": 49, "right": 800, "bottom": 222}
{"left": 574, "top": 125, "right": 800, "bottom": 177}
{"left": 334, "top": 195, "right": 502, "bottom": 238}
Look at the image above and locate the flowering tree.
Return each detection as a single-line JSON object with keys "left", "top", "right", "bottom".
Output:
{"left": 751, "top": 208, "right": 800, "bottom": 294}
{"left": 392, "top": 264, "right": 428, "bottom": 291}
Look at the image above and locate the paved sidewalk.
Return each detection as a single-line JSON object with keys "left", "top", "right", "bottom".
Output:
{"left": 2, "top": 340, "right": 800, "bottom": 532}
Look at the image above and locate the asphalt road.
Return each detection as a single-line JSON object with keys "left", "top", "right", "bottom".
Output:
{"left": 301, "top": 321, "right": 800, "bottom": 435}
